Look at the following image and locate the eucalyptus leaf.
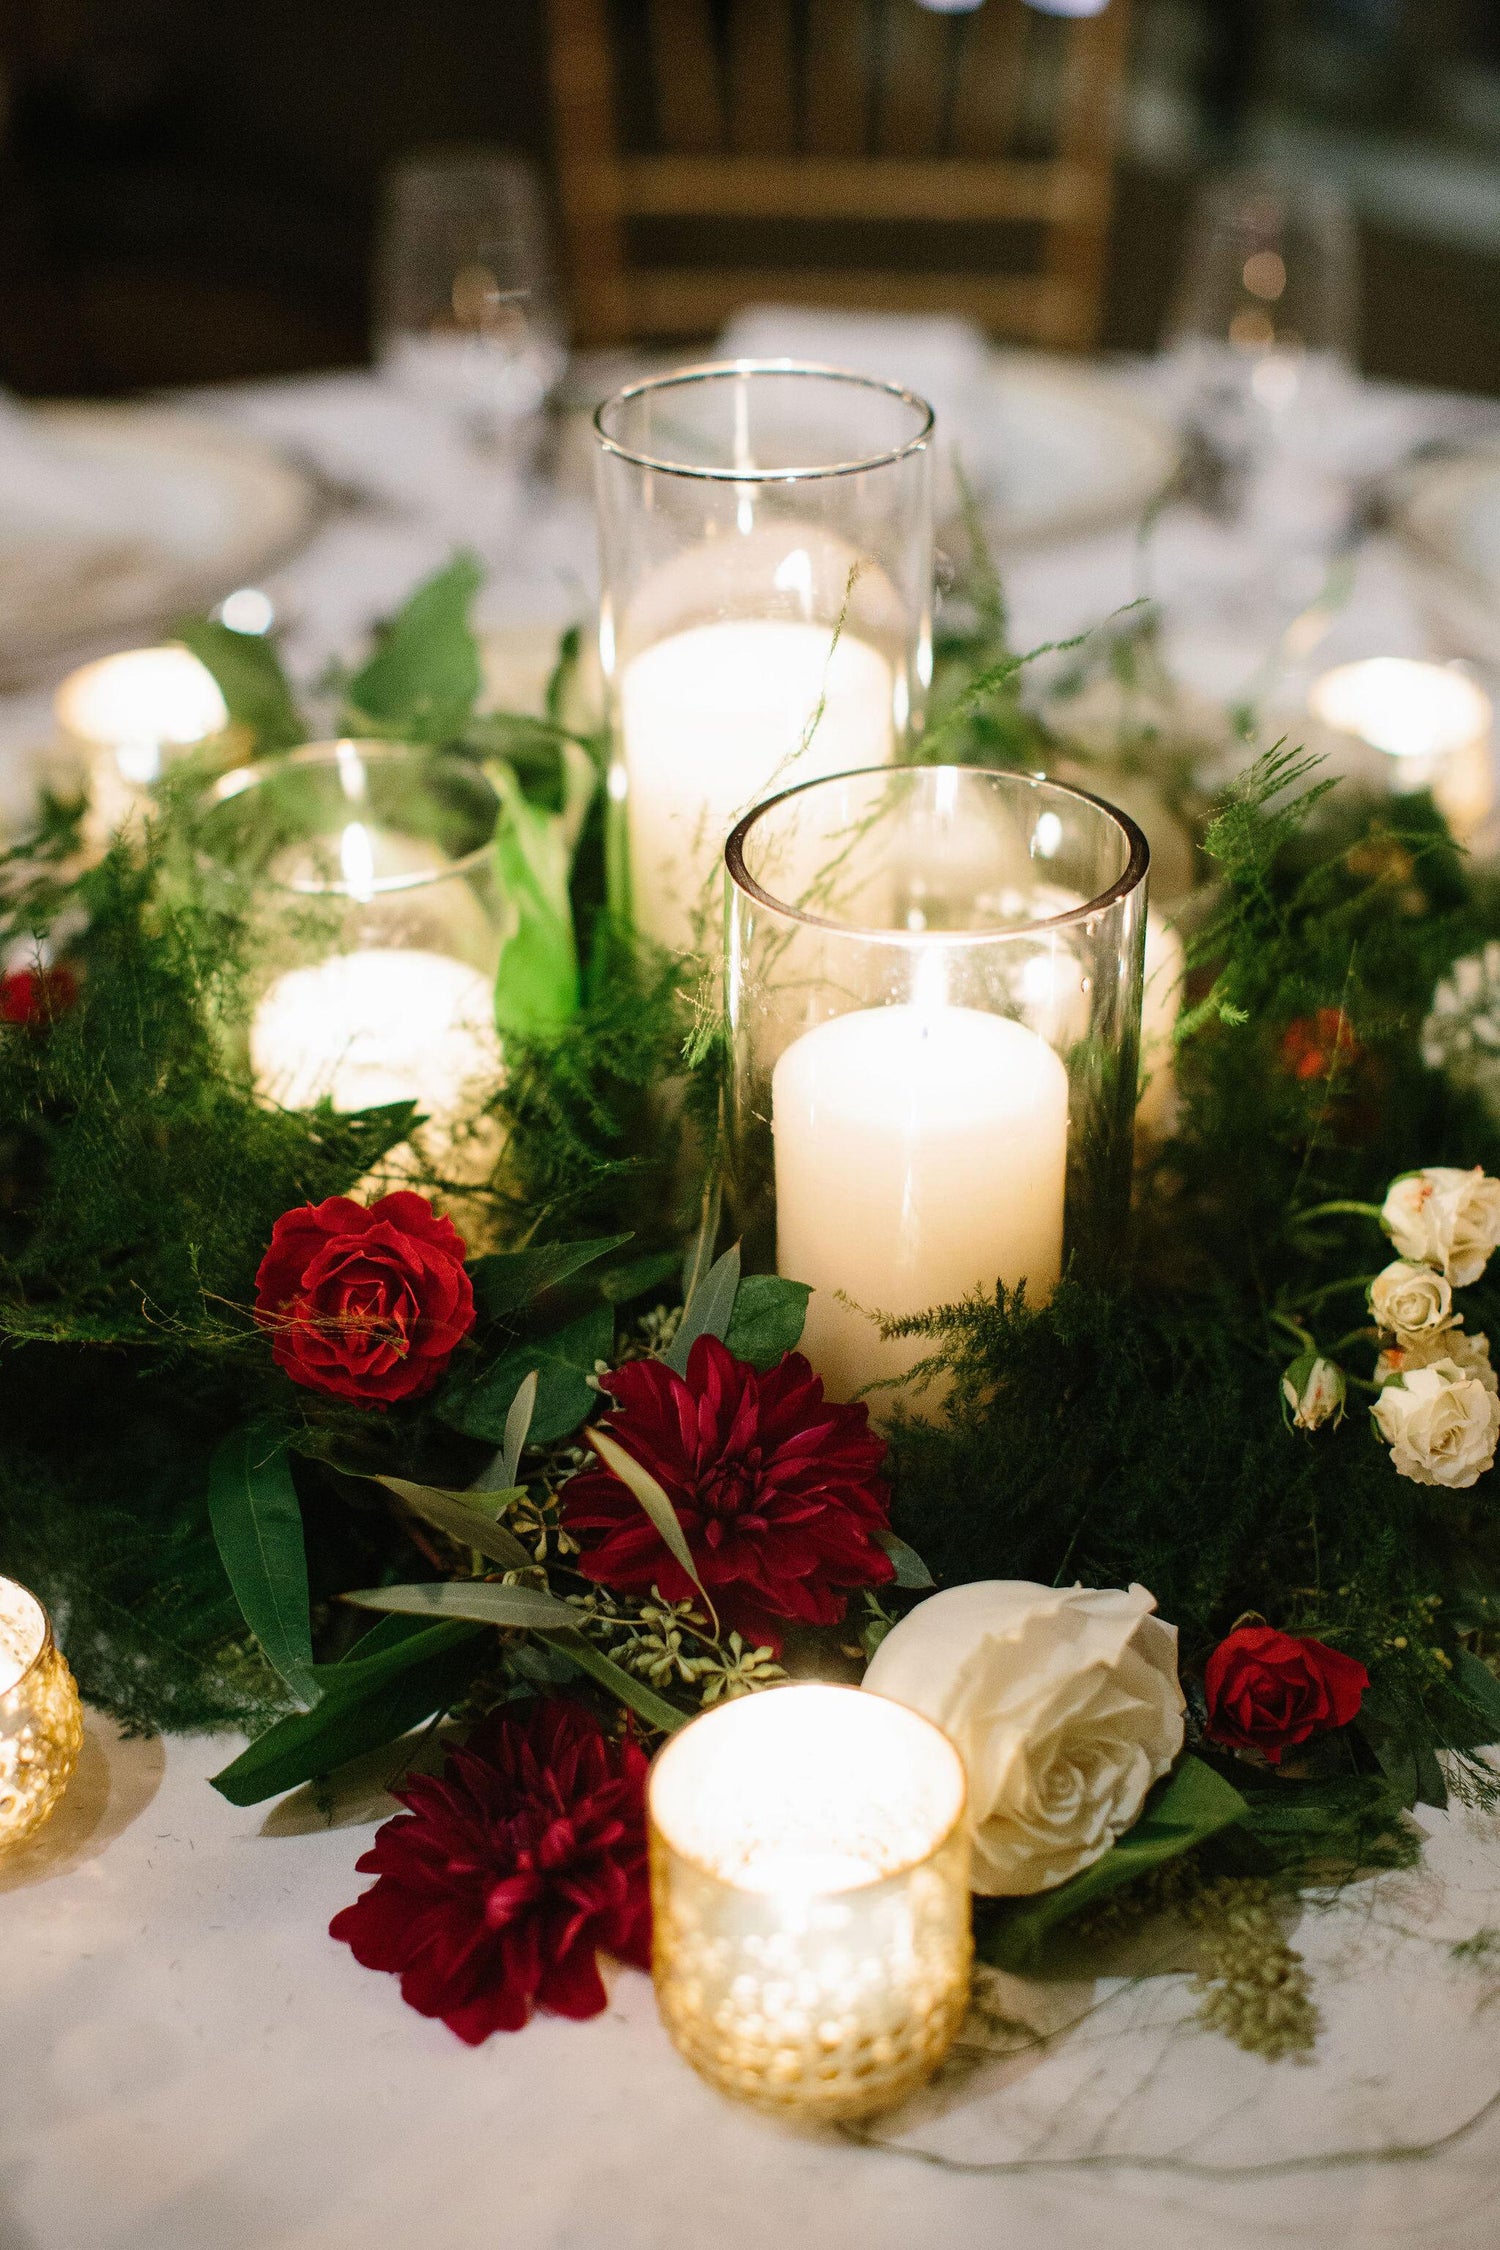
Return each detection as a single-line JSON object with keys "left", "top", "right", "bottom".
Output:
{"left": 467, "top": 1235, "right": 631, "bottom": 1323}
{"left": 598, "top": 1250, "right": 680, "bottom": 1304}
{"left": 208, "top": 1618, "right": 484, "bottom": 1806}
{"left": 586, "top": 1425, "right": 712, "bottom": 1617}
{"left": 723, "top": 1273, "right": 811, "bottom": 1368}
{"left": 975, "top": 1756, "right": 1248, "bottom": 1974}
{"left": 877, "top": 1530, "right": 936, "bottom": 1590}
{"left": 206, "top": 1423, "right": 317, "bottom": 1705}
{"left": 345, "top": 552, "right": 483, "bottom": 740}
{"left": 679, "top": 1178, "right": 723, "bottom": 1307}
{"left": 542, "top": 1625, "right": 689, "bottom": 1733}
{"left": 440, "top": 1302, "right": 614, "bottom": 1447}
{"left": 374, "top": 1476, "right": 533, "bottom": 1571}
{"left": 500, "top": 1368, "right": 539, "bottom": 1487}
{"left": 344, "top": 1581, "right": 579, "bottom": 1630}
{"left": 175, "top": 616, "right": 304, "bottom": 752}
{"left": 665, "top": 1242, "right": 741, "bottom": 1377}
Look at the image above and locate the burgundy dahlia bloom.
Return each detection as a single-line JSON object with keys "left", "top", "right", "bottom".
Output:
{"left": 561, "top": 1334, "right": 894, "bottom": 1652}
{"left": 329, "top": 1698, "right": 650, "bottom": 2041}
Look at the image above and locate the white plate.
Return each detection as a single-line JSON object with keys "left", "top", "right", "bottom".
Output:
{"left": 955, "top": 352, "right": 1180, "bottom": 548}
{"left": 1394, "top": 445, "right": 1500, "bottom": 669}
{"left": 0, "top": 405, "right": 318, "bottom": 679}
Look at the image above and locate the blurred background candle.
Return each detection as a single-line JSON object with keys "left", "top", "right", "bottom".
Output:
{"left": 0, "top": 1574, "right": 83, "bottom": 1853}
{"left": 1308, "top": 658, "right": 1494, "bottom": 839}
{"left": 595, "top": 366, "right": 933, "bottom": 954}
{"left": 727, "top": 766, "right": 1148, "bottom": 1407}
{"left": 649, "top": 1683, "right": 970, "bottom": 2120}
{"left": 55, "top": 644, "right": 229, "bottom": 831}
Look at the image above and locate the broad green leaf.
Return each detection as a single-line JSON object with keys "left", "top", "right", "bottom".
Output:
{"left": 344, "top": 1581, "right": 580, "bottom": 1630}
{"left": 207, "top": 1424, "right": 317, "bottom": 1705}
{"left": 489, "top": 758, "right": 585, "bottom": 1040}
{"left": 501, "top": 1369, "right": 539, "bottom": 1487}
{"left": 374, "top": 1476, "right": 533, "bottom": 1571}
{"left": 209, "top": 1619, "right": 484, "bottom": 1806}
{"left": 975, "top": 1756, "right": 1248, "bottom": 1974}
{"left": 345, "top": 553, "right": 483, "bottom": 740}
{"left": 586, "top": 1425, "right": 712, "bottom": 1619}
{"left": 877, "top": 1531, "right": 935, "bottom": 1590}
{"left": 441, "top": 1302, "right": 614, "bottom": 1447}
{"left": 598, "top": 1250, "right": 680, "bottom": 1304}
{"left": 665, "top": 1242, "right": 741, "bottom": 1377}
{"left": 543, "top": 1625, "right": 689, "bottom": 1734}
{"left": 175, "top": 615, "right": 304, "bottom": 752}
{"left": 467, "top": 1234, "right": 631, "bottom": 1322}
{"left": 724, "top": 1274, "right": 812, "bottom": 1368}
{"left": 1235, "top": 1771, "right": 1418, "bottom": 1872}
{"left": 1452, "top": 1648, "right": 1500, "bottom": 1747}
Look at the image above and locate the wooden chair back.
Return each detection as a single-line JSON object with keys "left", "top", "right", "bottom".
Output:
{"left": 548, "top": 0, "right": 1131, "bottom": 349}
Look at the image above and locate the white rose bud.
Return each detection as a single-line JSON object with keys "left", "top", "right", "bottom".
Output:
{"left": 1377, "top": 1327, "right": 1499, "bottom": 1395}
{"left": 862, "top": 1580, "right": 1184, "bottom": 1897}
{"left": 1369, "top": 1258, "right": 1455, "bottom": 1345}
{"left": 1382, "top": 1166, "right": 1500, "bottom": 1287}
{"left": 1281, "top": 1352, "right": 1346, "bottom": 1430}
{"left": 1371, "top": 1358, "right": 1500, "bottom": 1489}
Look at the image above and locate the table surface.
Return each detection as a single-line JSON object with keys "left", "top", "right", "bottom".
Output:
{"left": 4, "top": 355, "right": 1500, "bottom": 2250}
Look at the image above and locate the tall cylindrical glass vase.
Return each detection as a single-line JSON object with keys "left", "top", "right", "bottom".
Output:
{"left": 725, "top": 766, "right": 1149, "bottom": 1408}
{"left": 594, "top": 364, "right": 934, "bottom": 954}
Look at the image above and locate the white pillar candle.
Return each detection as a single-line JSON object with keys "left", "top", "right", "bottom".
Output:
{"left": 618, "top": 618, "right": 895, "bottom": 954}
{"left": 1308, "top": 658, "right": 1494, "bottom": 838}
{"left": 251, "top": 950, "right": 503, "bottom": 1185}
{"left": 772, "top": 1001, "right": 1069, "bottom": 1401}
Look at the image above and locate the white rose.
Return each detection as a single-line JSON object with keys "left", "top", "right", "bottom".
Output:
{"left": 1281, "top": 1352, "right": 1346, "bottom": 1430}
{"left": 1377, "top": 1327, "right": 1498, "bottom": 1395}
{"left": 1369, "top": 1259, "right": 1454, "bottom": 1345}
{"left": 1371, "top": 1359, "right": 1500, "bottom": 1489}
{"left": 862, "top": 1580, "right": 1184, "bottom": 1897}
{"left": 1382, "top": 1166, "right": 1500, "bottom": 1287}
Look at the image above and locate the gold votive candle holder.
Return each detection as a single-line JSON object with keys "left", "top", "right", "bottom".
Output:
{"left": 0, "top": 1575, "right": 84, "bottom": 1852}
{"left": 648, "top": 1683, "right": 971, "bottom": 2121}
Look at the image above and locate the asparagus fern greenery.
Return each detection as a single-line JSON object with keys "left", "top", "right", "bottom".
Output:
{"left": 2, "top": 546, "right": 1499, "bottom": 2046}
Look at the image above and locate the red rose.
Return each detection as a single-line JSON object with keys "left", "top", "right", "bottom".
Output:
{"left": 1203, "top": 1625, "right": 1368, "bottom": 1764}
{"left": 330, "top": 1698, "right": 651, "bottom": 2041}
{"left": 254, "top": 1190, "right": 474, "bottom": 1405}
{"left": 0, "top": 965, "right": 78, "bottom": 1027}
{"left": 561, "top": 1333, "right": 894, "bottom": 1653}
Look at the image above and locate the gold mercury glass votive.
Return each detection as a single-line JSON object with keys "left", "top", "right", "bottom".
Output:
{"left": 0, "top": 1575, "right": 83, "bottom": 1851}
{"left": 648, "top": 1683, "right": 971, "bottom": 2120}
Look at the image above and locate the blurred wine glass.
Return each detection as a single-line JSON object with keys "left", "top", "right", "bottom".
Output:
{"left": 1158, "top": 170, "right": 1362, "bottom": 696}
{"left": 375, "top": 148, "right": 566, "bottom": 457}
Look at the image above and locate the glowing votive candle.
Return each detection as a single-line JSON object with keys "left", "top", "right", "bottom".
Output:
{"left": 0, "top": 1575, "right": 83, "bottom": 1851}
{"left": 649, "top": 1683, "right": 971, "bottom": 2119}
{"left": 1309, "top": 658, "right": 1494, "bottom": 838}
{"left": 251, "top": 948, "right": 502, "bottom": 1146}
{"left": 56, "top": 646, "right": 228, "bottom": 826}
{"left": 772, "top": 1001, "right": 1069, "bottom": 1401}
{"left": 619, "top": 619, "right": 894, "bottom": 954}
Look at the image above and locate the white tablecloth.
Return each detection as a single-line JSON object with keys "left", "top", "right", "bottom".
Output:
{"left": 4, "top": 1714, "right": 1499, "bottom": 2250}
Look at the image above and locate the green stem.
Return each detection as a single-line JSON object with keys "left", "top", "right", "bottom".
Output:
{"left": 1294, "top": 1274, "right": 1379, "bottom": 1315}
{"left": 1272, "top": 1311, "right": 1317, "bottom": 1353}
{"left": 1292, "top": 1199, "right": 1385, "bottom": 1227}
{"left": 1329, "top": 1325, "right": 1381, "bottom": 1355}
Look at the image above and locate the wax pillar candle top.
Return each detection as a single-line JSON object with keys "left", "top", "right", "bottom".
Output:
{"left": 55, "top": 646, "right": 228, "bottom": 782}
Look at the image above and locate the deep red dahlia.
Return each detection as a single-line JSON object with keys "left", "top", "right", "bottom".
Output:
{"left": 0, "top": 964, "right": 78, "bottom": 1028}
{"left": 561, "top": 1334, "right": 894, "bottom": 1652}
{"left": 254, "top": 1190, "right": 474, "bottom": 1405}
{"left": 329, "top": 1698, "right": 650, "bottom": 2041}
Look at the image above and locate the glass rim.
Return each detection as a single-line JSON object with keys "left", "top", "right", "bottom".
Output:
{"left": 592, "top": 361, "right": 936, "bottom": 483}
{"left": 724, "top": 763, "right": 1151, "bottom": 942}
{"left": 0, "top": 1573, "right": 54, "bottom": 1695}
{"left": 203, "top": 740, "right": 498, "bottom": 898}
{"left": 646, "top": 1682, "right": 969, "bottom": 1892}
